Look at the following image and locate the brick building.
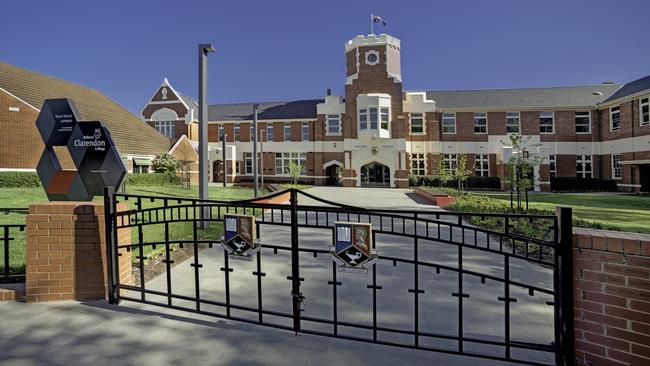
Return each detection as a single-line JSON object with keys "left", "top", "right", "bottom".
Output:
{"left": 0, "top": 62, "right": 171, "bottom": 174}
{"left": 141, "top": 33, "right": 650, "bottom": 192}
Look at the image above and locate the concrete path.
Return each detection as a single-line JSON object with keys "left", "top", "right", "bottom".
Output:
{"left": 0, "top": 300, "right": 515, "bottom": 366}
{"left": 297, "top": 186, "right": 438, "bottom": 210}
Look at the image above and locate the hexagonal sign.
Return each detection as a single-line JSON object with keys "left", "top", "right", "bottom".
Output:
{"left": 67, "top": 121, "right": 126, "bottom": 196}
{"left": 35, "top": 98, "right": 126, "bottom": 201}
{"left": 36, "top": 98, "right": 80, "bottom": 146}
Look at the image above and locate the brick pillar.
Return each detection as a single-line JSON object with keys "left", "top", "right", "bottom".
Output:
{"left": 25, "top": 202, "right": 132, "bottom": 302}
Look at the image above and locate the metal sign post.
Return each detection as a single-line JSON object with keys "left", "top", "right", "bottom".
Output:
{"left": 198, "top": 43, "right": 215, "bottom": 229}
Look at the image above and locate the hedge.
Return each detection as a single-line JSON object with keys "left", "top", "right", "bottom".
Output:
{"left": 411, "top": 175, "right": 501, "bottom": 190}
{"left": 124, "top": 173, "right": 181, "bottom": 186}
{"left": 550, "top": 177, "right": 617, "bottom": 192}
{"left": 0, "top": 172, "right": 41, "bottom": 188}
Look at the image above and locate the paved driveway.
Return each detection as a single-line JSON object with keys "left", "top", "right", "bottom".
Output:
{"left": 298, "top": 186, "right": 438, "bottom": 210}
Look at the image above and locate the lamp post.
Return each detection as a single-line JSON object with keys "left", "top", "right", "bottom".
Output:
{"left": 198, "top": 43, "right": 215, "bottom": 230}
{"left": 253, "top": 104, "right": 259, "bottom": 197}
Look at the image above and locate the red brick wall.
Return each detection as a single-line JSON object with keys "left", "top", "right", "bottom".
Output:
{"left": 572, "top": 228, "right": 650, "bottom": 365}
{"left": 25, "top": 202, "right": 132, "bottom": 302}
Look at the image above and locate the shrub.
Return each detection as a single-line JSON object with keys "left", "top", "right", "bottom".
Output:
{"left": 551, "top": 177, "right": 617, "bottom": 192}
{"left": 125, "top": 173, "right": 180, "bottom": 186}
{"left": 408, "top": 175, "right": 418, "bottom": 187}
{"left": 415, "top": 175, "right": 500, "bottom": 190}
{"left": 0, "top": 172, "right": 41, "bottom": 188}
{"left": 152, "top": 153, "right": 180, "bottom": 175}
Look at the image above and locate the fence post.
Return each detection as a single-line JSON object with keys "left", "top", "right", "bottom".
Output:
{"left": 290, "top": 188, "right": 301, "bottom": 335}
{"left": 104, "top": 186, "right": 118, "bottom": 304}
{"left": 556, "top": 206, "right": 574, "bottom": 365}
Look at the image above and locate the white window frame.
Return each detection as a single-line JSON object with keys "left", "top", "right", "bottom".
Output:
{"left": 154, "top": 121, "right": 175, "bottom": 139}
{"left": 326, "top": 114, "right": 341, "bottom": 136}
{"left": 218, "top": 124, "right": 225, "bottom": 141}
{"left": 244, "top": 152, "right": 253, "bottom": 175}
{"left": 539, "top": 112, "right": 554, "bottom": 134}
{"left": 442, "top": 113, "right": 456, "bottom": 134}
{"left": 473, "top": 112, "right": 488, "bottom": 134}
{"left": 410, "top": 153, "right": 426, "bottom": 176}
{"left": 302, "top": 122, "right": 310, "bottom": 141}
{"left": 576, "top": 155, "right": 593, "bottom": 178}
{"left": 358, "top": 107, "right": 390, "bottom": 135}
{"left": 275, "top": 152, "right": 306, "bottom": 175}
{"left": 506, "top": 112, "right": 520, "bottom": 134}
{"left": 474, "top": 154, "right": 489, "bottom": 177}
{"left": 284, "top": 122, "right": 292, "bottom": 141}
{"left": 610, "top": 106, "right": 621, "bottom": 131}
{"left": 443, "top": 153, "right": 457, "bottom": 172}
{"left": 612, "top": 154, "right": 622, "bottom": 180}
{"left": 267, "top": 124, "right": 274, "bottom": 142}
{"left": 640, "top": 97, "right": 649, "bottom": 127}
{"left": 409, "top": 113, "right": 425, "bottom": 134}
{"left": 234, "top": 124, "right": 240, "bottom": 141}
{"left": 575, "top": 111, "right": 591, "bottom": 134}
{"left": 549, "top": 154, "right": 556, "bottom": 178}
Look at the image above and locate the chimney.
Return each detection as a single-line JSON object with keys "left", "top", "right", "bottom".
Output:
{"left": 326, "top": 88, "right": 332, "bottom": 96}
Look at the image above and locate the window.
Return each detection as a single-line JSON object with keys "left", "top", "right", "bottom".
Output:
{"left": 442, "top": 113, "right": 456, "bottom": 134}
{"left": 473, "top": 112, "right": 487, "bottom": 134}
{"left": 442, "top": 153, "right": 457, "bottom": 172}
{"left": 234, "top": 125, "right": 240, "bottom": 141}
{"left": 218, "top": 124, "right": 225, "bottom": 141}
{"left": 640, "top": 97, "right": 649, "bottom": 126}
{"left": 539, "top": 112, "right": 554, "bottom": 134}
{"left": 409, "top": 113, "right": 424, "bottom": 134}
{"left": 610, "top": 106, "right": 620, "bottom": 131}
{"left": 359, "top": 109, "right": 367, "bottom": 130}
{"left": 275, "top": 152, "right": 306, "bottom": 175}
{"left": 250, "top": 124, "right": 255, "bottom": 141}
{"left": 154, "top": 121, "right": 175, "bottom": 139}
{"left": 410, "top": 153, "right": 426, "bottom": 176}
{"left": 475, "top": 154, "right": 489, "bottom": 177}
{"left": 612, "top": 154, "right": 622, "bottom": 179}
{"left": 302, "top": 122, "right": 310, "bottom": 141}
{"left": 133, "top": 164, "right": 149, "bottom": 174}
{"left": 267, "top": 124, "right": 274, "bottom": 142}
{"left": 576, "top": 155, "right": 592, "bottom": 178}
{"left": 359, "top": 108, "right": 379, "bottom": 130}
{"left": 575, "top": 112, "right": 591, "bottom": 134}
{"left": 380, "top": 107, "right": 389, "bottom": 130}
{"left": 284, "top": 122, "right": 292, "bottom": 141}
{"left": 506, "top": 112, "right": 520, "bottom": 133}
{"left": 370, "top": 108, "right": 378, "bottom": 129}
{"left": 327, "top": 115, "right": 341, "bottom": 135}
{"left": 244, "top": 152, "right": 253, "bottom": 175}
{"left": 549, "top": 154, "right": 556, "bottom": 178}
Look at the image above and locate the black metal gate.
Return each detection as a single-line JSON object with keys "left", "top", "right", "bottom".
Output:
{"left": 104, "top": 187, "right": 573, "bottom": 365}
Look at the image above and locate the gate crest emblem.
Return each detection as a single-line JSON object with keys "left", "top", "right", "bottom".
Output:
{"left": 330, "top": 222, "right": 377, "bottom": 273}
{"left": 220, "top": 214, "right": 260, "bottom": 260}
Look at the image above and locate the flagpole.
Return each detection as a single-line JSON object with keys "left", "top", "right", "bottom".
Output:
{"left": 370, "top": 13, "right": 373, "bottom": 35}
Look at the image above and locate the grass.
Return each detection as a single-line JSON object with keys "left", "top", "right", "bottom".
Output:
{"left": 479, "top": 192, "right": 650, "bottom": 234}
{"left": 0, "top": 185, "right": 258, "bottom": 275}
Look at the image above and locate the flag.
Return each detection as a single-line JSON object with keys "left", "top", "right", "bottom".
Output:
{"left": 372, "top": 14, "right": 387, "bottom": 26}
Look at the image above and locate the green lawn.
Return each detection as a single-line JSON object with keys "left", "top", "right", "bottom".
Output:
{"left": 0, "top": 185, "right": 258, "bottom": 275}
{"left": 479, "top": 192, "right": 650, "bottom": 234}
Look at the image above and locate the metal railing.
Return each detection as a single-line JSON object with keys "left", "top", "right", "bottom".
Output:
{"left": 105, "top": 187, "right": 574, "bottom": 365}
{"left": 0, "top": 208, "right": 28, "bottom": 283}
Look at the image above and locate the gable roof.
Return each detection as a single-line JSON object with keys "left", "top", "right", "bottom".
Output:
{"left": 0, "top": 61, "right": 170, "bottom": 156}
{"left": 603, "top": 74, "right": 650, "bottom": 103}
{"left": 207, "top": 99, "right": 323, "bottom": 121}
{"left": 422, "top": 84, "right": 621, "bottom": 111}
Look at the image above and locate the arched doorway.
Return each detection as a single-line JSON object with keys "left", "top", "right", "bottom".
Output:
{"left": 360, "top": 162, "right": 390, "bottom": 187}
{"left": 212, "top": 160, "right": 222, "bottom": 183}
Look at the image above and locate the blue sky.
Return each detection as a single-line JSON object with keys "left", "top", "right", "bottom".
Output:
{"left": 1, "top": 0, "right": 648, "bottom": 115}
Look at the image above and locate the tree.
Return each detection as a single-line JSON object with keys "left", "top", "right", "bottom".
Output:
{"left": 454, "top": 153, "right": 472, "bottom": 193}
{"left": 151, "top": 153, "right": 180, "bottom": 175}
{"left": 438, "top": 158, "right": 454, "bottom": 188}
{"left": 501, "top": 134, "right": 542, "bottom": 211}
{"left": 288, "top": 161, "right": 302, "bottom": 186}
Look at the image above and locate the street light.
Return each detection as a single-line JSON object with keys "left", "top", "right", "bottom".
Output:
{"left": 253, "top": 104, "right": 259, "bottom": 197}
{"left": 198, "top": 43, "right": 215, "bottom": 230}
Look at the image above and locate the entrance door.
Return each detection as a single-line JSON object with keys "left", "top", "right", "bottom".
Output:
{"left": 325, "top": 165, "right": 340, "bottom": 186}
{"left": 360, "top": 162, "right": 390, "bottom": 187}
{"left": 640, "top": 165, "right": 650, "bottom": 193}
{"left": 213, "top": 161, "right": 222, "bottom": 183}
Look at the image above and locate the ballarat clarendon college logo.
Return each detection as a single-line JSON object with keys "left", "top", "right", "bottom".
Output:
{"left": 221, "top": 214, "right": 260, "bottom": 260}
{"left": 35, "top": 98, "right": 126, "bottom": 201}
{"left": 331, "top": 222, "right": 378, "bottom": 273}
